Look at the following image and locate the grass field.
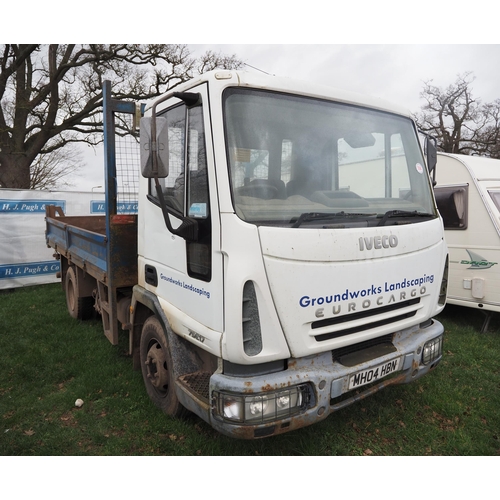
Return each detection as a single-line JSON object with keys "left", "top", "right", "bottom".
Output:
{"left": 1, "top": 283, "right": 499, "bottom": 456}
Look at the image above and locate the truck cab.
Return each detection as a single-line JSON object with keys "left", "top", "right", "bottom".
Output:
{"left": 131, "top": 70, "right": 448, "bottom": 438}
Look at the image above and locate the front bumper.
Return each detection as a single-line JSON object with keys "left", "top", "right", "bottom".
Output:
{"left": 208, "top": 319, "right": 444, "bottom": 439}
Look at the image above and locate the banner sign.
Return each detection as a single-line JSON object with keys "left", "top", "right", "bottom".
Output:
{"left": 90, "top": 200, "right": 138, "bottom": 214}
{"left": 0, "top": 261, "right": 61, "bottom": 279}
{"left": 0, "top": 199, "right": 66, "bottom": 214}
{"left": 0, "top": 190, "right": 97, "bottom": 289}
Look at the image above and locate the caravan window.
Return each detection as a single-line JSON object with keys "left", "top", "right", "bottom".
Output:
{"left": 488, "top": 190, "right": 500, "bottom": 212}
{"left": 434, "top": 184, "right": 468, "bottom": 229}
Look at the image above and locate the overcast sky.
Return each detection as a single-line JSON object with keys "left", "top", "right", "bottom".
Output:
{"left": 74, "top": 43, "right": 500, "bottom": 191}
{"left": 191, "top": 44, "right": 500, "bottom": 110}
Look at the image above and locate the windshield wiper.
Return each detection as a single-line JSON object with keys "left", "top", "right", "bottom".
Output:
{"left": 291, "top": 211, "right": 376, "bottom": 228}
{"left": 377, "top": 210, "right": 435, "bottom": 226}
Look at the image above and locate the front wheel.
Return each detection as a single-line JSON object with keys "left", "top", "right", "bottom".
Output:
{"left": 139, "top": 316, "right": 187, "bottom": 418}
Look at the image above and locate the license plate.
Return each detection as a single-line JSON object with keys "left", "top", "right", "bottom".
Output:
{"left": 349, "top": 357, "right": 401, "bottom": 390}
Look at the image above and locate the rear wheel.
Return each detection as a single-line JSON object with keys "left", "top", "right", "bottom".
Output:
{"left": 139, "top": 316, "right": 187, "bottom": 418}
{"left": 65, "top": 266, "right": 94, "bottom": 320}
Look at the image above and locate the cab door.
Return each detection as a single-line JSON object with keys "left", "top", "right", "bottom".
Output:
{"left": 139, "top": 83, "right": 223, "bottom": 334}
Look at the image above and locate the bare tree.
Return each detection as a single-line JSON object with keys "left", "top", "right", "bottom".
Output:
{"left": 29, "top": 143, "right": 85, "bottom": 190}
{"left": 0, "top": 44, "right": 243, "bottom": 189}
{"left": 413, "top": 72, "right": 500, "bottom": 158}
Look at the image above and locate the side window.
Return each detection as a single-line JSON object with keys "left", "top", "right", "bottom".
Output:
{"left": 187, "top": 106, "right": 209, "bottom": 219}
{"left": 186, "top": 105, "right": 211, "bottom": 281}
{"left": 148, "top": 101, "right": 211, "bottom": 282}
{"left": 434, "top": 184, "right": 468, "bottom": 229}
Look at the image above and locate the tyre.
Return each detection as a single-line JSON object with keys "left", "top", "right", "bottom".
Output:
{"left": 139, "top": 316, "right": 187, "bottom": 418}
{"left": 65, "top": 266, "right": 94, "bottom": 320}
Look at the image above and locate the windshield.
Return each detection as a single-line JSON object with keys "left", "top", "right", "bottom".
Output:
{"left": 223, "top": 88, "right": 437, "bottom": 227}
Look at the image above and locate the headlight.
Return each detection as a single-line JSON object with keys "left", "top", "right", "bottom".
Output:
{"left": 222, "top": 396, "right": 244, "bottom": 421}
{"left": 249, "top": 395, "right": 269, "bottom": 416}
{"left": 214, "top": 385, "right": 309, "bottom": 424}
{"left": 422, "top": 336, "right": 443, "bottom": 365}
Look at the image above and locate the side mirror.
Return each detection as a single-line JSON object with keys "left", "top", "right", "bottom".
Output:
{"left": 140, "top": 116, "right": 169, "bottom": 178}
{"left": 425, "top": 136, "right": 437, "bottom": 175}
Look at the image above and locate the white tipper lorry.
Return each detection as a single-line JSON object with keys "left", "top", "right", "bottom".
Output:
{"left": 46, "top": 70, "right": 448, "bottom": 439}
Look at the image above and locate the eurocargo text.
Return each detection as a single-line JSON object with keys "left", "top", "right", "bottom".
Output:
{"left": 299, "top": 273, "right": 434, "bottom": 316}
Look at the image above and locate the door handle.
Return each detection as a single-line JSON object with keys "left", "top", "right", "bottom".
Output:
{"left": 145, "top": 265, "right": 158, "bottom": 287}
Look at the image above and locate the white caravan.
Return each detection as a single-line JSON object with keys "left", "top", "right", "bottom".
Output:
{"left": 434, "top": 153, "right": 500, "bottom": 330}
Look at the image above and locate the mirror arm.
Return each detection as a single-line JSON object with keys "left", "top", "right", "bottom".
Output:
{"left": 153, "top": 177, "right": 198, "bottom": 242}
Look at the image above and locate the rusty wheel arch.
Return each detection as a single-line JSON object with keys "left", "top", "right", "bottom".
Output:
{"left": 130, "top": 301, "right": 155, "bottom": 370}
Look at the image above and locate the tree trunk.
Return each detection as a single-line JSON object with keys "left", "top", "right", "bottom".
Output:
{"left": 0, "top": 154, "right": 31, "bottom": 189}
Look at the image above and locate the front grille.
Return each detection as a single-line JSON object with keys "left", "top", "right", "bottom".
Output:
{"left": 313, "top": 298, "right": 419, "bottom": 342}
{"left": 332, "top": 333, "right": 394, "bottom": 362}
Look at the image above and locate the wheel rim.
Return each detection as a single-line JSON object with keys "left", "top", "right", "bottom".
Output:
{"left": 144, "top": 340, "right": 169, "bottom": 394}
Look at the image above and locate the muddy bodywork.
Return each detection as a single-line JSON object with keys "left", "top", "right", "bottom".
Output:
{"left": 207, "top": 319, "right": 443, "bottom": 439}
{"left": 45, "top": 206, "right": 137, "bottom": 343}
{"left": 133, "top": 283, "right": 444, "bottom": 439}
